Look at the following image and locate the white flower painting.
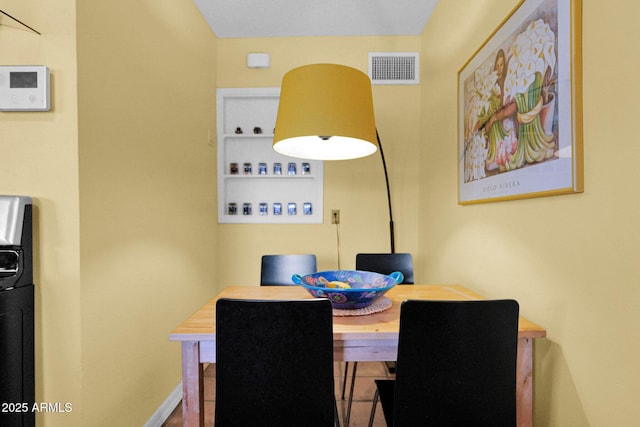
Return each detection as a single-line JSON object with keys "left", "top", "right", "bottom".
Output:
{"left": 462, "top": 2, "right": 559, "bottom": 183}
{"left": 458, "top": 0, "right": 582, "bottom": 204}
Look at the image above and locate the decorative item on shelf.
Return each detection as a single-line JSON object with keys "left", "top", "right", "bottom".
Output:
{"left": 303, "top": 202, "right": 312, "bottom": 215}
{"left": 235, "top": 127, "right": 243, "bottom": 134}
{"left": 287, "top": 162, "right": 297, "bottom": 175}
{"left": 243, "top": 162, "right": 252, "bottom": 175}
{"left": 242, "top": 203, "right": 252, "bottom": 215}
{"left": 228, "top": 203, "right": 238, "bottom": 215}
{"left": 273, "top": 203, "right": 282, "bottom": 215}
{"left": 273, "top": 163, "right": 282, "bottom": 175}
{"left": 287, "top": 203, "right": 297, "bottom": 215}
{"left": 259, "top": 203, "right": 268, "bottom": 215}
{"left": 302, "top": 162, "right": 311, "bottom": 175}
{"left": 253, "top": 126, "right": 262, "bottom": 134}
{"left": 273, "top": 63, "right": 396, "bottom": 252}
{"left": 258, "top": 162, "right": 267, "bottom": 175}
{"left": 230, "top": 163, "right": 239, "bottom": 175}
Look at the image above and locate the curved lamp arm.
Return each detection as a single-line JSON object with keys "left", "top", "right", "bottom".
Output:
{"left": 376, "top": 130, "right": 395, "bottom": 253}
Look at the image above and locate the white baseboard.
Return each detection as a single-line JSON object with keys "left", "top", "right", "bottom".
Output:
{"left": 144, "top": 382, "right": 182, "bottom": 427}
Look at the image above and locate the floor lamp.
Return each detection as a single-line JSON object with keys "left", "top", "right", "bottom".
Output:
{"left": 273, "top": 63, "right": 395, "bottom": 253}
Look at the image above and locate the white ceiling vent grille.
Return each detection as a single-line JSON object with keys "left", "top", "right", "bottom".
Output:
{"left": 368, "top": 52, "right": 419, "bottom": 85}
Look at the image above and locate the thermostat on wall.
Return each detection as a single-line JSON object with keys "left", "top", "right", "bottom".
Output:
{"left": 0, "top": 65, "right": 50, "bottom": 112}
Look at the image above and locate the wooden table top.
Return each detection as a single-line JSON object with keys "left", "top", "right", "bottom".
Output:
{"left": 169, "top": 284, "right": 546, "bottom": 342}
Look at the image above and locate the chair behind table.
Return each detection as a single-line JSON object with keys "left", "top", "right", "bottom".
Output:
{"left": 355, "top": 253, "right": 414, "bottom": 284}
{"left": 260, "top": 254, "right": 317, "bottom": 286}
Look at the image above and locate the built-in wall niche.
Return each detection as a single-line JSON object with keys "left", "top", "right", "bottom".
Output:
{"left": 216, "top": 88, "right": 324, "bottom": 224}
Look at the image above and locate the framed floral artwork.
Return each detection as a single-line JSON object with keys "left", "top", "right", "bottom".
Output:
{"left": 458, "top": 0, "right": 583, "bottom": 204}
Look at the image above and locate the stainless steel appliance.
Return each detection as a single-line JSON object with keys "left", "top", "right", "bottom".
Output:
{"left": 0, "top": 196, "right": 35, "bottom": 426}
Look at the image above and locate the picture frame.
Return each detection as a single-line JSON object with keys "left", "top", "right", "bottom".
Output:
{"left": 458, "top": 0, "right": 583, "bottom": 204}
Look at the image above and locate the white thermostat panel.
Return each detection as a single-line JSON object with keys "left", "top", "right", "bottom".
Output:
{"left": 0, "top": 65, "right": 50, "bottom": 111}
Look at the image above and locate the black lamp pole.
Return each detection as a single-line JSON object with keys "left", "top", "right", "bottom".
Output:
{"left": 376, "top": 130, "right": 395, "bottom": 254}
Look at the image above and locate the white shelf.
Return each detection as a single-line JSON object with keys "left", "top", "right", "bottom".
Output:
{"left": 216, "top": 88, "right": 324, "bottom": 224}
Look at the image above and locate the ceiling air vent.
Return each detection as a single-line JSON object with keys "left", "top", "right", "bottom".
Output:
{"left": 368, "top": 52, "right": 419, "bottom": 85}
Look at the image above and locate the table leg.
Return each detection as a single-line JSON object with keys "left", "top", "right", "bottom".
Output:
{"left": 516, "top": 337, "right": 534, "bottom": 427}
{"left": 181, "top": 341, "right": 204, "bottom": 427}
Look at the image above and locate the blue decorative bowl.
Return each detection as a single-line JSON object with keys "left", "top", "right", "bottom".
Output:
{"left": 292, "top": 270, "right": 403, "bottom": 309}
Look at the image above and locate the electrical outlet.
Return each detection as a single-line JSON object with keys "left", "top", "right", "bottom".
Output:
{"left": 331, "top": 209, "right": 340, "bottom": 224}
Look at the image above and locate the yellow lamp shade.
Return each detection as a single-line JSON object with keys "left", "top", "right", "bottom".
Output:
{"left": 273, "top": 64, "right": 378, "bottom": 160}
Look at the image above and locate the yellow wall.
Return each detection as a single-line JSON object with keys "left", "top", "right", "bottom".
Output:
{"left": 0, "top": 0, "right": 82, "bottom": 424}
{"left": 420, "top": 0, "right": 640, "bottom": 425}
{"left": 2, "top": 0, "right": 217, "bottom": 425}
{"left": 215, "top": 37, "right": 421, "bottom": 288}
{"left": 75, "top": 0, "right": 218, "bottom": 425}
{"left": 4, "top": 0, "right": 640, "bottom": 425}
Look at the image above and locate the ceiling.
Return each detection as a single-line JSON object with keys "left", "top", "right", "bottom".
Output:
{"left": 192, "top": 0, "right": 439, "bottom": 38}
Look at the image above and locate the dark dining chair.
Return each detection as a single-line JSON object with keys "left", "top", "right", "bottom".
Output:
{"left": 342, "top": 253, "right": 414, "bottom": 426}
{"left": 260, "top": 254, "right": 317, "bottom": 286}
{"left": 215, "top": 298, "right": 340, "bottom": 427}
{"left": 355, "top": 253, "right": 414, "bottom": 284}
{"left": 368, "top": 299, "right": 520, "bottom": 427}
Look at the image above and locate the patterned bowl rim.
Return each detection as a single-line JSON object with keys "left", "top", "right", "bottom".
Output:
{"left": 292, "top": 270, "right": 403, "bottom": 292}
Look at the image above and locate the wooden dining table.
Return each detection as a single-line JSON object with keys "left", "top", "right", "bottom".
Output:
{"left": 169, "top": 284, "right": 546, "bottom": 427}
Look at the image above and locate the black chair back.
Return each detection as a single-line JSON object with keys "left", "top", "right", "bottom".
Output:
{"left": 392, "top": 299, "right": 519, "bottom": 426}
{"left": 215, "top": 298, "right": 337, "bottom": 427}
{"left": 355, "top": 253, "right": 414, "bottom": 284}
{"left": 260, "top": 254, "right": 317, "bottom": 286}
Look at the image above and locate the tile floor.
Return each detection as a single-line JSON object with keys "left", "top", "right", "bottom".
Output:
{"left": 162, "top": 361, "right": 389, "bottom": 427}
